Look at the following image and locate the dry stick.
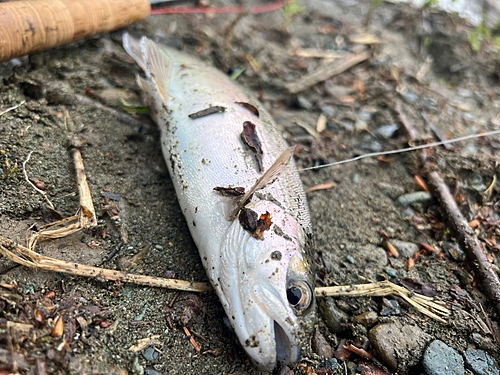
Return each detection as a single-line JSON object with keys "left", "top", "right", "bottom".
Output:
{"left": 428, "top": 171, "right": 500, "bottom": 315}
{"left": 0, "top": 236, "right": 212, "bottom": 293}
{"left": 72, "top": 148, "right": 97, "bottom": 227}
{"left": 285, "top": 51, "right": 371, "bottom": 94}
{"left": 395, "top": 104, "right": 500, "bottom": 316}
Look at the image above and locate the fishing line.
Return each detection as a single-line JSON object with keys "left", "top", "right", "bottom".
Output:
{"left": 297, "top": 129, "right": 500, "bottom": 172}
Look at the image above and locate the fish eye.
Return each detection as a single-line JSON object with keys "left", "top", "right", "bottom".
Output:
{"left": 286, "top": 280, "right": 313, "bottom": 314}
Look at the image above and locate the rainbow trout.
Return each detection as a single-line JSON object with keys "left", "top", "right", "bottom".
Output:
{"left": 123, "top": 33, "right": 315, "bottom": 371}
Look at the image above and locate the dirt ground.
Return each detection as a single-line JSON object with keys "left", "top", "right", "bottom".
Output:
{"left": 1, "top": 0, "right": 500, "bottom": 374}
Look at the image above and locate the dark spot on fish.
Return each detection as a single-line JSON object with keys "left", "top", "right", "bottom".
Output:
{"left": 232, "top": 316, "right": 235, "bottom": 320}
{"left": 188, "top": 106, "right": 226, "bottom": 119}
{"left": 245, "top": 336, "right": 259, "bottom": 348}
{"left": 241, "top": 121, "right": 263, "bottom": 172}
{"left": 265, "top": 259, "right": 269, "bottom": 263}
{"left": 195, "top": 207, "right": 198, "bottom": 213}
{"left": 192, "top": 220, "right": 196, "bottom": 226}
{"left": 236, "top": 101, "right": 259, "bottom": 117}
{"left": 271, "top": 251, "right": 282, "bottom": 260}
{"left": 203, "top": 256, "right": 207, "bottom": 261}
{"left": 239, "top": 207, "right": 258, "bottom": 233}
{"left": 213, "top": 186, "right": 245, "bottom": 197}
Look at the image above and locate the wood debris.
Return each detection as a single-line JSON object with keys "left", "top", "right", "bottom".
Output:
{"left": 285, "top": 51, "right": 371, "bottom": 93}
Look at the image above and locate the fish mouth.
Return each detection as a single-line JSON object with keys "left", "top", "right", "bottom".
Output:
{"left": 274, "top": 320, "right": 295, "bottom": 364}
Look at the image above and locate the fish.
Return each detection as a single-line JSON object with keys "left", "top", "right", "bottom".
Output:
{"left": 122, "top": 33, "right": 316, "bottom": 372}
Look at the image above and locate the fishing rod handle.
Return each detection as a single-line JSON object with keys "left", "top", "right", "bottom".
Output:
{"left": 0, "top": 0, "right": 151, "bottom": 62}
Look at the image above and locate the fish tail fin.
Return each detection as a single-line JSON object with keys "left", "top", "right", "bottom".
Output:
{"left": 122, "top": 32, "right": 172, "bottom": 106}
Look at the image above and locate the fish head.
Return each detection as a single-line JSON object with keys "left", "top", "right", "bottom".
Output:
{"left": 216, "top": 200, "right": 316, "bottom": 371}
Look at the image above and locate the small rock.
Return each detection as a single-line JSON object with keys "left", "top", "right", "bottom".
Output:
{"left": 369, "top": 322, "right": 431, "bottom": 371}
{"left": 442, "top": 241, "right": 466, "bottom": 261}
{"left": 356, "top": 139, "right": 383, "bottom": 153}
{"left": 45, "top": 81, "right": 74, "bottom": 105}
{"left": 297, "top": 95, "right": 313, "bottom": 110}
{"left": 318, "top": 358, "right": 342, "bottom": 372}
{"left": 312, "top": 328, "right": 334, "bottom": 358}
{"left": 275, "top": 365, "right": 294, "bottom": 375}
{"left": 144, "top": 369, "right": 163, "bottom": 375}
{"left": 375, "top": 124, "right": 399, "bottom": 139}
{"left": 396, "top": 191, "right": 432, "bottom": 206}
{"left": 131, "top": 356, "right": 144, "bottom": 375}
{"left": 422, "top": 340, "right": 465, "bottom": 375}
{"left": 390, "top": 240, "right": 419, "bottom": 258}
{"left": 401, "top": 89, "right": 418, "bottom": 103}
{"left": 384, "top": 267, "right": 397, "bottom": 278}
{"left": 320, "top": 104, "right": 337, "bottom": 119}
{"left": 464, "top": 349, "right": 500, "bottom": 375}
{"left": 354, "top": 311, "right": 378, "bottom": 326}
{"left": 141, "top": 347, "right": 158, "bottom": 362}
{"left": 379, "top": 298, "right": 401, "bottom": 316}
{"left": 318, "top": 298, "right": 349, "bottom": 334}
{"left": 376, "top": 182, "right": 405, "bottom": 199}
{"left": 356, "top": 245, "right": 388, "bottom": 269}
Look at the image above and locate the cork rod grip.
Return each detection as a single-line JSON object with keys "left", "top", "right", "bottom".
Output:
{"left": 0, "top": 0, "right": 151, "bottom": 62}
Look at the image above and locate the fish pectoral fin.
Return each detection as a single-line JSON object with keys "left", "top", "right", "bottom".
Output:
{"left": 143, "top": 38, "right": 172, "bottom": 106}
{"left": 230, "top": 146, "right": 296, "bottom": 219}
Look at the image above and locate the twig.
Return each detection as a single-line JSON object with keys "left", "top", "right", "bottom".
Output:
{"left": 285, "top": 51, "right": 371, "bottom": 94}
{"left": 22, "top": 151, "right": 54, "bottom": 208}
{"left": 396, "top": 104, "right": 500, "bottom": 316}
{"left": 183, "top": 326, "right": 201, "bottom": 351}
{"left": 72, "top": 148, "right": 97, "bottom": 227}
{"left": 0, "top": 235, "right": 213, "bottom": 293}
{"left": 0, "top": 100, "right": 25, "bottom": 117}
{"left": 427, "top": 171, "right": 500, "bottom": 315}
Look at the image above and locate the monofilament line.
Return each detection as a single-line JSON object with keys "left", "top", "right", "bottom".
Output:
{"left": 297, "top": 129, "right": 500, "bottom": 172}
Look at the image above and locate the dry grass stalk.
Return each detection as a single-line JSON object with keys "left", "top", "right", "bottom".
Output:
{"left": 315, "top": 281, "right": 450, "bottom": 323}
{"left": 0, "top": 236, "right": 212, "bottom": 293}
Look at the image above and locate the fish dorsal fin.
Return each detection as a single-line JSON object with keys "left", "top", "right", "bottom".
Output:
{"left": 230, "top": 146, "right": 296, "bottom": 220}
{"left": 143, "top": 38, "right": 172, "bottom": 106}
{"left": 122, "top": 33, "right": 172, "bottom": 106}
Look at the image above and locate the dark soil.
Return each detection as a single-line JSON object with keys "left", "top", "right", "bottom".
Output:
{"left": 1, "top": 1, "right": 500, "bottom": 374}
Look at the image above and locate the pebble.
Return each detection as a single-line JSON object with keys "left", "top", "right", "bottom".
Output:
{"left": 297, "top": 95, "right": 313, "bottom": 110}
{"left": 312, "top": 328, "right": 334, "bottom": 358}
{"left": 442, "top": 241, "right": 466, "bottom": 261}
{"left": 318, "top": 298, "right": 349, "bottom": 334}
{"left": 141, "top": 347, "right": 158, "bottom": 362}
{"left": 355, "top": 139, "right": 383, "bottom": 153}
{"left": 401, "top": 89, "right": 418, "bottom": 103}
{"left": 464, "top": 349, "right": 500, "bottom": 375}
{"left": 379, "top": 298, "right": 401, "bottom": 316}
{"left": 369, "top": 322, "right": 431, "bottom": 371}
{"left": 144, "top": 369, "right": 162, "bottom": 375}
{"left": 376, "top": 182, "right": 405, "bottom": 199}
{"left": 384, "top": 267, "right": 398, "bottom": 278}
{"left": 390, "top": 239, "right": 419, "bottom": 258}
{"left": 318, "top": 358, "right": 342, "bottom": 372}
{"left": 320, "top": 104, "right": 337, "bottom": 119}
{"left": 375, "top": 124, "right": 399, "bottom": 139}
{"left": 356, "top": 245, "right": 388, "bottom": 269}
{"left": 422, "top": 340, "right": 465, "bottom": 375}
{"left": 395, "top": 191, "right": 432, "bottom": 206}
{"left": 354, "top": 311, "right": 378, "bottom": 326}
